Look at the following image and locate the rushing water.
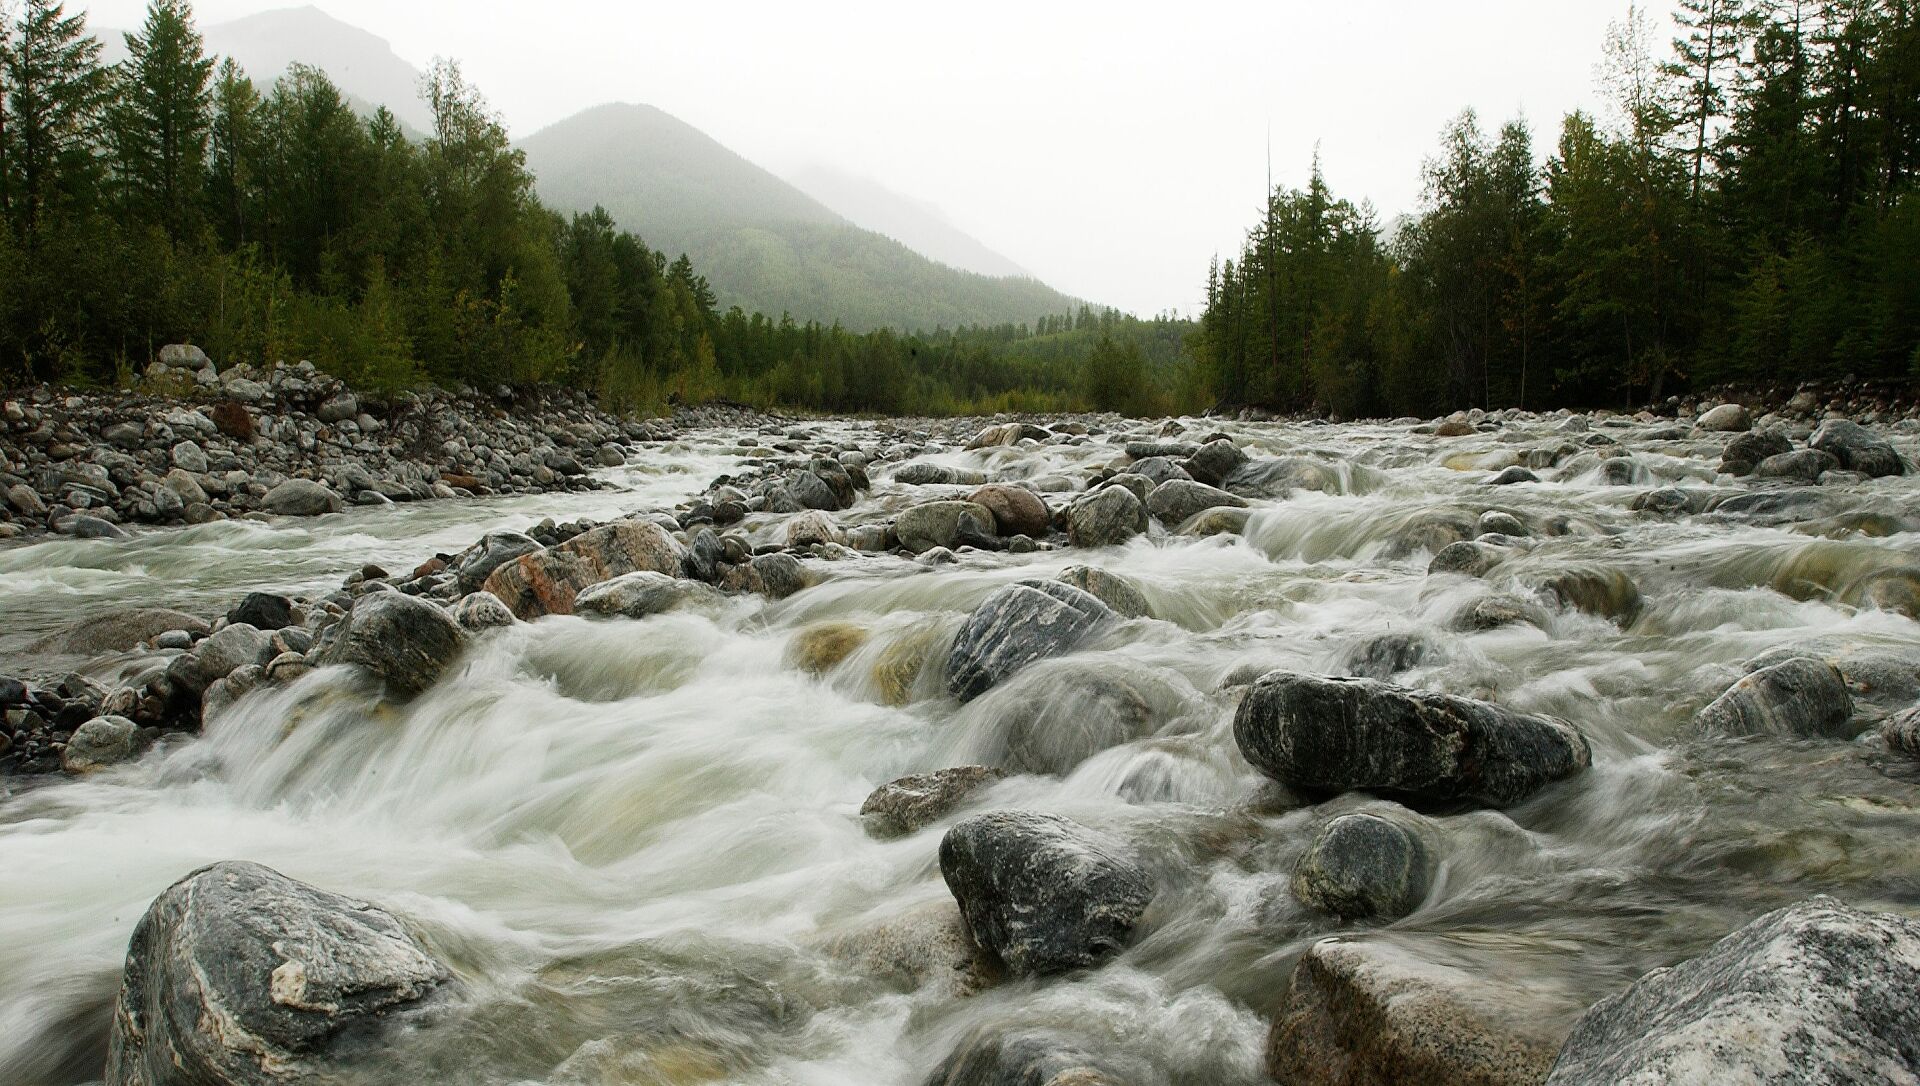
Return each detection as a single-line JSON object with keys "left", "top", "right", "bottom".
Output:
{"left": 5, "top": 414, "right": 1920, "bottom": 1085}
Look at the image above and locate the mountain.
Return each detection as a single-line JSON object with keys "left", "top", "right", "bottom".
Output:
{"left": 99, "top": 5, "right": 432, "bottom": 134}
{"left": 519, "top": 104, "right": 1083, "bottom": 332}
{"left": 786, "top": 164, "right": 1029, "bottom": 280}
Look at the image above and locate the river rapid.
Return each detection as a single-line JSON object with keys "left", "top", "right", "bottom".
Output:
{"left": 5, "top": 411, "right": 1920, "bottom": 1085}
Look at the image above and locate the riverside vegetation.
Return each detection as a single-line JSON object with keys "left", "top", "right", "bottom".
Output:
{"left": 6, "top": 390, "right": 1920, "bottom": 1084}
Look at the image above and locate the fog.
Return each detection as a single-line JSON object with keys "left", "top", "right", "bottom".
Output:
{"left": 76, "top": 0, "right": 1667, "bottom": 316}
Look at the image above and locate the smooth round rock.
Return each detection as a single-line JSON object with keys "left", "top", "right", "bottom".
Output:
{"left": 1292, "top": 813, "right": 1434, "bottom": 920}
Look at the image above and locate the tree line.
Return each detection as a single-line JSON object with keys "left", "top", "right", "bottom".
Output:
{"left": 0, "top": 0, "right": 1192, "bottom": 415}
{"left": 1197, "top": 0, "right": 1919, "bottom": 417}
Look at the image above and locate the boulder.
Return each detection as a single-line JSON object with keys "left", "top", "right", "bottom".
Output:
{"left": 106, "top": 860, "right": 450, "bottom": 1086}
{"left": 1695, "top": 403, "right": 1751, "bottom": 432}
{"left": 62, "top": 715, "right": 140, "bottom": 773}
{"left": 1233, "top": 672, "right": 1591, "bottom": 808}
{"left": 573, "top": 571, "right": 713, "bottom": 619}
{"left": 923, "top": 1030, "right": 1120, "bottom": 1086}
{"left": 225, "top": 593, "right": 294, "bottom": 632}
{"left": 748, "top": 552, "right": 810, "bottom": 599}
{"left": 481, "top": 548, "right": 599, "bottom": 620}
{"left": 1429, "top": 540, "right": 1505, "bottom": 578}
{"left": 1146, "top": 479, "right": 1246, "bottom": 527}
{"left": 1056, "top": 566, "right": 1151, "bottom": 619}
{"left": 946, "top": 581, "right": 1117, "bottom": 702}
{"left": 315, "top": 593, "right": 466, "bottom": 696}
{"left": 1224, "top": 457, "right": 1340, "bottom": 499}
{"left": 785, "top": 509, "right": 844, "bottom": 548}
{"left": 939, "top": 811, "right": 1152, "bottom": 975}
{"left": 787, "top": 622, "right": 870, "bottom": 674}
{"left": 1545, "top": 897, "right": 1920, "bottom": 1085}
{"left": 452, "top": 531, "right": 542, "bottom": 593}
{"left": 1182, "top": 506, "right": 1254, "bottom": 537}
{"left": 1810, "top": 418, "right": 1904, "bottom": 477}
{"left": 157, "top": 343, "right": 212, "bottom": 370}
{"left": 967, "top": 484, "right": 1050, "bottom": 538}
{"left": 1182, "top": 439, "right": 1248, "bottom": 487}
{"left": 561, "top": 520, "right": 684, "bottom": 580}
{"left": 1755, "top": 448, "right": 1839, "bottom": 482}
{"left": 1884, "top": 706, "right": 1920, "bottom": 760}
{"left": 263, "top": 479, "right": 343, "bottom": 517}
{"left": 29, "top": 607, "right": 209, "bottom": 655}
{"left": 1693, "top": 656, "right": 1856, "bottom": 739}
{"left": 997, "top": 668, "right": 1163, "bottom": 774}
{"left": 1722, "top": 427, "right": 1794, "bottom": 472}
{"left": 860, "top": 766, "right": 1007, "bottom": 838}
{"left": 1292, "top": 812, "right": 1434, "bottom": 920}
{"left": 895, "top": 500, "right": 998, "bottom": 554}
{"left": 1270, "top": 936, "right": 1568, "bottom": 1086}
{"left": 1067, "top": 484, "right": 1148, "bottom": 548}
{"left": 192, "top": 624, "right": 272, "bottom": 689}
{"left": 1535, "top": 567, "right": 1642, "bottom": 626}
{"left": 170, "top": 440, "right": 208, "bottom": 474}
{"left": 451, "top": 591, "right": 515, "bottom": 632}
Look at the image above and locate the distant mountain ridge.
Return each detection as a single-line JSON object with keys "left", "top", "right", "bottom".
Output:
{"left": 102, "top": 5, "right": 1088, "bottom": 332}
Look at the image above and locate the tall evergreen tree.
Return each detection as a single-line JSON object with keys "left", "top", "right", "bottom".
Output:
{"left": 108, "top": 0, "right": 212, "bottom": 238}
{"left": 1663, "top": 0, "right": 1750, "bottom": 203}
{"left": 204, "top": 56, "right": 256, "bottom": 247}
{"left": 2, "top": 0, "right": 106, "bottom": 240}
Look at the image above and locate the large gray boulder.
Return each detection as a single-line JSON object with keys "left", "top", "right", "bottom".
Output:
{"left": 1694, "top": 656, "right": 1857, "bottom": 739}
{"left": 315, "top": 593, "right": 466, "bottom": 696}
{"left": 1068, "top": 484, "right": 1148, "bottom": 548}
{"left": 106, "top": 861, "right": 450, "bottom": 1086}
{"left": 1146, "top": 479, "right": 1246, "bottom": 526}
{"left": 573, "top": 570, "right": 716, "bottom": 619}
{"left": 967, "top": 484, "right": 1051, "bottom": 538}
{"left": 1224, "top": 456, "right": 1341, "bottom": 499}
{"left": 946, "top": 581, "right": 1116, "bottom": 702}
{"left": 452, "top": 531, "right": 541, "bottom": 593}
{"left": 262, "top": 479, "right": 343, "bottom": 517}
{"left": 1292, "top": 812, "right": 1434, "bottom": 921}
{"left": 63, "top": 715, "right": 140, "bottom": 772}
{"left": 939, "top": 811, "right": 1152, "bottom": 975}
{"left": 860, "top": 766, "right": 1006, "bottom": 839}
{"left": 29, "top": 607, "right": 209, "bottom": 655}
{"left": 1695, "top": 403, "right": 1751, "bottom": 432}
{"left": 1546, "top": 897, "right": 1920, "bottom": 1085}
{"left": 1810, "top": 418, "right": 1905, "bottom": 477}
{"left": 1234, "top": 672, "right": 1591, "bottom": 808}
{"left": 896, "top": 500, "right": 998, "bottom": 554}
{"left": 1056, "top": 565, "right": 1151, "bottom": 618}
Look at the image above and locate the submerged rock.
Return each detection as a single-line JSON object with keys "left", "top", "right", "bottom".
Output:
{"left": 1545, "top": 896, "right": 1920, "bottom": 1085}
{"left": 1270, "top": 936, "right": 1568, "bottom": 1086}
{"left": 860, "top": 766, "right": 1007, "bottom": 838}
{"left": 1535, "top": 567, "right": 1642, "bottom": 626}
{"left": 107, "top": 860, "right": 451, "bottom": 1086}
{"left": 1056, "top": 565, "right": 1152, "bottom": 618}
{"left": 1234, "top": 672, "right": 1591, "bottom": 808}
{"left": 1292, "top": 812, "right": 1434, "bottom": 921}
{"left": 787, "top": 621, "right": 870, "bottom": 675}
{"left": 946, "top": 582, "right": 1117, "bottom": 702}
{"left": 939, "top": 811, "right": 1152, "bottom": 975}
{"left": 1694, "top": 656, "right": 1857, "bottom": 739}
{"left": 30, "top": 606, "right": 210, "bottom": 656}
{"left": 924, "top": 1030, "right": 1121, "bottom": 1086}
{"left": 1225, "top": 457, "right": 1340, "bottom": 499}
{"left": 315, "top": 593, "right": 466, "bottom": 696}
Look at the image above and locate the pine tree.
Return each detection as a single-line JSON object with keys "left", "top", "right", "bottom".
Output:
{"left": 1663, "top": 0, "right": 1750, "bottom": 203}
{"left": 2, "top": 0, "right": 107, "bottom": 240}
{"left": 108, "top": 0, "right": 212, "bottom": 237}
{"left": 204, "top": 56, "right": 256, "bottom": 247}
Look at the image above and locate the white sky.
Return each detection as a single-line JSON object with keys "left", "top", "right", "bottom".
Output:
{"left": 76, "top": 0, "right": 1669, "bottom": 316}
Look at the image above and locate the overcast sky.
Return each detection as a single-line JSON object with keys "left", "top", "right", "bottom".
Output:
{"left": 77, "top": 0, "right": 1668, "bottom": 316}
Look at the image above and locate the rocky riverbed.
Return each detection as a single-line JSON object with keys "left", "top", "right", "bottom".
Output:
{"left": 5, "top": 391, "right": 1920, "bottom": 1085}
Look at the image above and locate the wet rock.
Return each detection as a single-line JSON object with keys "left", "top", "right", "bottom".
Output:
{"left": 315, "top": 593, "right": 466, "bottom": 696}
{"left": 784, "top": 509, "right": 844, "bottom": 548}
{"left": 924, "top": 1030, "right": 1120, "bottom": 1086}
{"left": 962, "top": 484, "right": 1046, "bottom": 538}
{"left": 451, "top": 591, "right": 516, "bottom": 631}
{"left": 1844, "top": 565, "right": 1920, "bottom": 619}
{"left": 1068, "top": 484, "right": 1147, "bottom": 548}
{"left": 947, "top": 581, "right": 1117, "bottom": 702}
{"left": 573, "top": 571, "right": 713, "bottom": 619}
{"left": 1126, "top": 456, "right": 1191, "bottom": 486}
{"left": 1429, "top": 540, "right": 1505, "bottom": 577}
{"left": 1695, "top": 403, "right": 1751, "bottom": 432}
{"left": 1225, "top": 456, "right": 1340, "bottom": 499}
{"left": 563, "top": 520, "right": 684, "bottom": 580}
{"left": 225, "top": 593, "right": 294, "bottom": 632}
{"left": 1270, "top": 936, "right": 1567, "bottom": 1086}
{"left": 1182, "top": 506, "right": 1253, "bottom": 537}
{"left": 997, "top": 668, "right": 1162, "bottom": 774}
{"left": 896, "top": 500, "right": 998, "bottom": 554}
{"left": 1343, "top": 633, "right": 1433, "bottom": 680}
{"left": 1234, "top": 672, "right": 1590, "bottom": 808}
{"left": 788, "top": 622, "right": 871, "bottom": 675}
{"left": 786, "top": 469, "right": 842, "bottom": 511}
{"left": 1055, "top": 565, "right": 1150, "bottom": 619}
{"left": 1486, "top": 466, "right": 1539, "bottom": 486}
{"left": 939, "top": 811, "right": 1152, "bottom": 975}
{"left": 62, "top": 715, "right": 140, "bottom": 772}
{"left": 481, "top": 548, "right": 599, "bottom": 620}
{"left": 1722, "top": 427, "right": 1793, "bottom": 473}
{"left": 748, "top": 552, "right": 810, "bottom": 599}
{"left": 106, "top": 860, "right": 451, "bottom": 1086}
{"left": 192, "top": 624, "right": 272, "bottom": 689}
{"left": 1545, "top": 896, "right": 1920, "bottom": 1086}
{"left": 1451, "top": 593, "right": 1543, "bottom": 632}
{"left": 1755, "top": 447, "right": 1839, "bottom": 482}
{"left": 1182, "top": 438, "right": 1248, "bottom": 487}
{"left": 452, "top": 531, "right": 542, "bottom": 593}
{"left": 1146, "top": 479, "right": 1245, "bottom": 527}
{"left": 1694, "top": 656, "right": 1856, "bottom": 739}
{"left": 894, "top": 463, "right": 987, "bottom": 486}
{"left": 202, "top": 665, "right": 263, "bottom": 722}
{"left": 1810, "top": 418, "right": 1905, "bottom": 477}
{"left": 1477, "top": 510, "right": 1527, "bottom": 537}
{"left": 64, "top": 513, "right": 130, "bottom": 539}
{"left": 1292, "top": 812, "right": 1434, "bottom": 920}
{"left": 822, "top": 901, "right": 999, "bottom": 1000}
{"left": 873, "top": 626, "right": 945, "bottom": 706}
{"left": 262, "top": 479, "right": 343, "bottom": 516}
{"left": 30, "top": 607, "right": 210, "bottom": 655}
{"left": 1535, "top": 567, "right": 1642, "bottom": 625}
{"left": 860, "top": 766, "right": 1007, "bottom": 838}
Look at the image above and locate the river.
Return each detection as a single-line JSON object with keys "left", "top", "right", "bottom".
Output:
{"left": 4, "top": 413, "right": 1920, "bottom": 1085}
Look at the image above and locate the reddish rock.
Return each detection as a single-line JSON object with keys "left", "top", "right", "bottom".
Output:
{"left": 441, "top": 473, "right": 483, "bottom": 492}
{"left": 968, "top": 484, "right": 1050, "bottom": 538}
{"left": 481, "top": 521, "right": 685, "bottom": 619}
{"left": 208, "top": 401, "right": 253, "bottom": 441}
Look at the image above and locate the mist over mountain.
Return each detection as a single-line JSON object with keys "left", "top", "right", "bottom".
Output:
{"left": 518, "top": 103, "right": 1083, "bottom": 332}
{"left": 786, "top": 165, "right": 1029, "bottom": 280}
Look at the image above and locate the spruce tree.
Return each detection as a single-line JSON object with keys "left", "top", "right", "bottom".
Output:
{"left": 108, "top": 0, "right": 212, "bottom": 237}
{"left": 2, "top": 0, "right": 106, "bottom": 240}
{"left": 1662, "top": 0, "right": 1749, "bottom": 203}
{"left": 205, "top": 57, "right": 257, "bottom": 247}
